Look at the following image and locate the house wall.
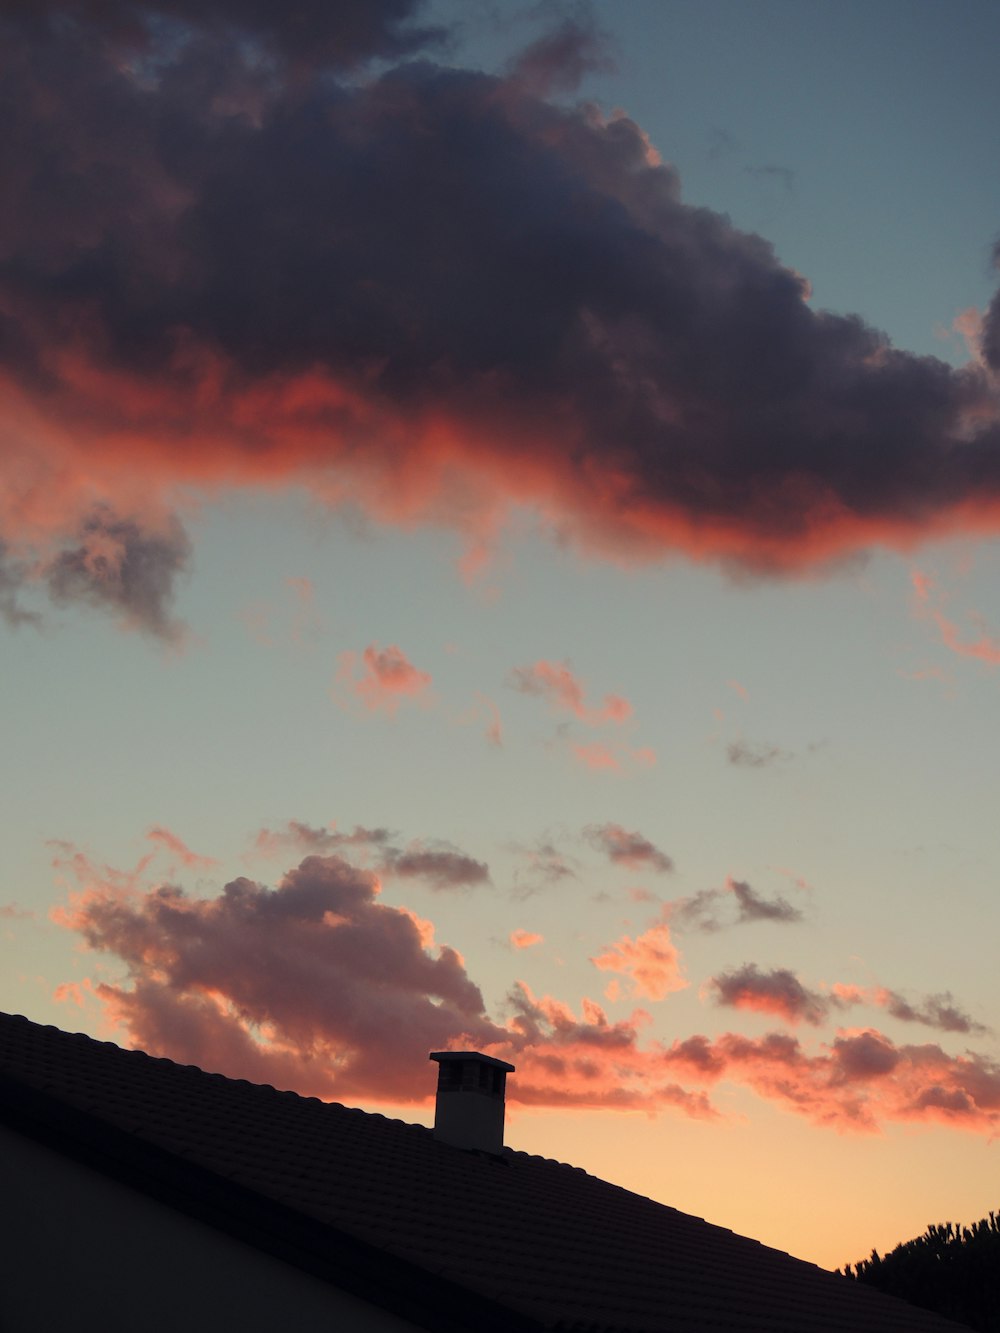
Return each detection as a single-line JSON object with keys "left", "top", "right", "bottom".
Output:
{"left": 0, "top": 1123, "right": 422, "bottom": 1333}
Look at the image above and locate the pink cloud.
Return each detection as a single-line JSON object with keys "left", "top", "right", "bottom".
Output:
{"left": 510, "top": 928, "right": 543, "bottom": 950}
{"left": 508, "top": 660, "right": 632, "bottom": 726}
{"left": 337, "top": 643, "right": 432, "bottom": 715}
{"left": 909, "top": 567, "right": 1000, "bottom": 666}
{"left": 571, "top": 742, "right": 656, "bottom": 774}
{"left": 663, "top": 1027, "right": 1000, "bottom": 1134}
{"left": 146, "top": 825, "right": 219, "bottom": 870}
{"left": 590, "top": 918, "right": 686, "bottom": 1001}
{"left": 53, "top": 853, "right": 503, "bottom": 1102}
{"left": 483, "top": 696, "right": 503, "bottom": 747}
{"left": 49, "top": 835, "right": 1000, "bottom": 1132}
{"left": 457, "top": 692, "right": 503, "bottom": 746}
{"left": 585, "top": 823, "right": 673, "bottom": 873}
{"left": 932, "top": 609, "right": 1000, "bottom": 665}
{"left": 0, "top": 902, "right": 33, "bottom": 920}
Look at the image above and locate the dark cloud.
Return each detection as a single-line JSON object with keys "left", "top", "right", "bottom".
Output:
{"left": 728, "top": 878, "right": 803, "bottom": 924}
{"left": 982, "top": 238, "right": 1000, "bottom": 372}
{"left": 507, "top": 14, "right": 614, "bottom": 98}
{"left": 1, "top": 0, "right": 441, "bottom": 68}
{"left": 875, "top": 988, "right": 989, "bottom": 1037}
{"left": 43, "top": 510, "right": 191, "bottom": 640}
{"left": 2, "top": 5, "right": 999, "bottom": 624}
{"left": 745, "top": 164, "right": 796, "bottom": 192}
{"left": 255, "top": 821, "right": 394, "bottom": 857}
{"left": 254, "top": 822, "right": 487, "bottom": 890}
{"left": 708, "top": 964, "right": 828, "bottom": 1025}
{"left": 726, "top": 739, "right": 792, "bottom": 769}
{"left": 384, "top": 844, "right": 491, "bottom": 891}
{"left": 584, "top": 822, "right": 673, "bottom": 873}
{"left": 671, "top": 877, "right": 803, "bottom": 931}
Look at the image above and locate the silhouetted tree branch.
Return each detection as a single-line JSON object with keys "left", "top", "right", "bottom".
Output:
{"left": 840, "top": 1211, "right": 1000, "bottom": 1331}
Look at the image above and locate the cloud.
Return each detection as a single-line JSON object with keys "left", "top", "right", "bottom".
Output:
{"left": 671, "top": 876, "right": 804, "bottom": 932}
{"left": 833, "top": 985, "right": 990, "bottom": 1037}
{"left": 510, "top": 839, "right": 577, "bottom": 895}
{"left": 0, "top": 902, "right": 33, "bottom": 920}
{"left": 728, "top": 877, "right": 803, "bottom": 924}
{"left": 337, "top": 644, "right": 432, "bottom": 714}
{"left": 253, "top": 821, "right": 393, "bottom": 859}
{"left": 53, "top": 853, "right": 503, "bottom": 1102}
{"left": 745, "top": 164, "right": 797, "bottom": 192}
{"left": 663, "top": 1028, "right": 1000, "bottom": 1134}
{"left": 481, "top": 695, "right": 503, "bottom": 747}
{"left": 251, "top": 821, "right": 487, "bottom": 890}
{"left": 506, "top": 13, "right": 615, "bottom": 98}
{"left": 707, "top": 964, "right": 829, "bottom": 1025}
{"left": 707, "top": 967, "right": 990, "bottom": 1038}
{"left": 146, "top": 826, "right": 219, "bottom": 870}
{"left": 14, "top": 0, "right": 442, "bottom": 69}
{"left": 501, "top": 984, "right": 717, "bottom": 1117}
{"left": 590, "top": 918, "right": 687, "bottom": 1001}
{"left": 584, "top": 823, "right": 673, "bottom": 873}
{"left": 508, "top": 660, "right": 632, "bottom": 725}
{"left": 43, "top": 509, "right": 191, "bottom": 641}
{"left": 50, "top": 841, "right": 1000, "bottom": 1131}
{"left": 909, "top": 565, "right": 1000, "bottom": 666}
{"left": 510, "top": 928, "right": 543, "bottom": 950}
{"left": 570, "top": 742, "right": 656, "bottom": 774}
{"left": 726, "top": 739, "right": 793, "bottom": 768}
{"left": 383, "top": 842, "right": 490, "bottom": 891}
{"left": 4, "top": 5, "right": 1000, "bottom": 632}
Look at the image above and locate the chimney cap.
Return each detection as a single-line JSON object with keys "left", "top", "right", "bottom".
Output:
{"left": 429, "top": 1050, "right": 515, "bottom": 1073}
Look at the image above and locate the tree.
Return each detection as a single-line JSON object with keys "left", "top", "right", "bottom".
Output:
{"left": 840, "top": 1211, "right": 1000, "bottom": 1331}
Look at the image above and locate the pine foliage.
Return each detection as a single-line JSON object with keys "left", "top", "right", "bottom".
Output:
{"left": 840, "top": 1211, "right": 1000, "bottom": 1331}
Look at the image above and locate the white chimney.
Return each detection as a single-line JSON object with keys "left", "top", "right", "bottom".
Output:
{"left": 428, "top": 1051, "right": 515, "bottom": 1154}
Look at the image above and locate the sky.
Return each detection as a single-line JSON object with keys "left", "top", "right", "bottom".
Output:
{"left": 3, "top": 0, "right": 1000, "bottom": 1272}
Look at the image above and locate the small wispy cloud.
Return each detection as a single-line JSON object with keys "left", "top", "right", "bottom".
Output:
{"left": 508, "top": 659, "right": 632, "bottom": 726}
{"left": 585, "top": 823, "right": 673, "bottom": 873}
{"left": 336, "top": 643, "right": 433, "bottom": 715}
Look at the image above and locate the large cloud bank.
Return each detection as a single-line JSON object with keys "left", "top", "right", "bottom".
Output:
{"left": 54, "top": 846, "right": 1000, "bottom": 1133}
{"left": 3, "top": 2, "right": 1000, "bottom": 631}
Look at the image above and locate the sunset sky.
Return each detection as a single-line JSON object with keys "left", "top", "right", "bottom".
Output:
{"left": 4, "top": 0, "right": 1000, "bottom": 1272}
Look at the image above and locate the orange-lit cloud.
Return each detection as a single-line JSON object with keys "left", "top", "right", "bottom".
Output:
{"left": 51, "top": 839, "right": 1000, "bottom": 1131}
{"left": 508, "top": 660, "right": 632, "bottom": 725}
{"left": 510, "top": 928, "right": 543, "bottom": 950}
{"left": 591, "top": 918, "right": 686, "bottom": 1001}
{"left": 707, "top": 964, "right": 828, "bottom": 1025}
{"left": 662, "top": 1027, "right": 1000, "bottom": 1134}
{"left": 337, "top": 643, "right": 432, "bottom": 714}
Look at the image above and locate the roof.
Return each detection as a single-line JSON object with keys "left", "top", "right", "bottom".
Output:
{"left": 0, "top": 1011, "right": 968, "bottom": 1333}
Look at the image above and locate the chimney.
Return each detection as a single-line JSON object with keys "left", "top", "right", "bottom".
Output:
{"left": 428, "top": 1051, "right": 515, "bottom": 1154}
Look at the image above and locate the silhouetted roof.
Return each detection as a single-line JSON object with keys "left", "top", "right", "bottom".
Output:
{"left": 0, "top": 1011, "right": 968, "bottom": 1332}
